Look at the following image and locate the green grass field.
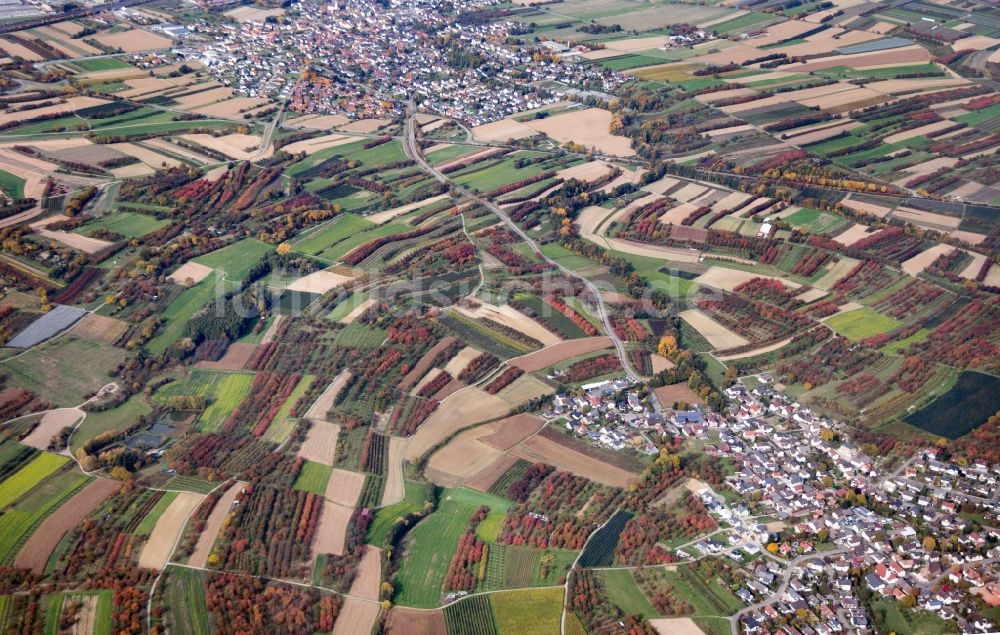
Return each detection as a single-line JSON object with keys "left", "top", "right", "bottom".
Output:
{"left": 0, "top": 453, "right": 68, "bottom": 510}
{"left": 67, "top": 57, "right": 132, "bottom": 72}
{"left": 164, "top": 566, "right": 211, "bottom": 635}
{"left": 290, "top": 214, "right": 376, "bottom": 255}
{"left": 475, "top": 511, "right": 505, "bottom": 543}
{"left": 293, "top": 460, "right": 332, "bottom": 495}
{"left": 826, "top": 307, "right": 902, "bottom": 342}
{"left": 539, "top": 243, "right": 594, "bottom": 270}
{"left": 318, "top": 221, "right": 410, "bottom": 263}
{"left": 661, "top": 565, "right": 743, "bottom": 616}
{"left": 330, "top": 323, "right": 387, "bottom": 348}
{"left": 779, "top": 208, "right": 849, "bottom": 235}
{"left": 154, "top": 370, "right": 255, "bottom": 432}
{"left": 4, "top": 336, "right": 127, "bottom": 407}
{"left": 135, "top": 492, "right": 178, "bottom": 537}
{"left": 262, "top": 374, "right": 315, "bottom": 444}
{"left": 192, "top": 239, "right": 272, "bottom": 283}
{"left": 394, "top": 488, "right": 509, "bottom": 607}
{"left": 146, "top": 272, "right": 219, "bottom": 355}
{"left": 0, "top": 467, "right": 87, "bottom": 564}
{"left": 71, "top": 394, "right": 152, "bottom": 454}
{"left": 78, "top": 212, "right": 169, "bottom": 239}
{"left": 490, "top": 588, "right": 563, "bottom": 635}
{"left": 326, "top": 290, "right": 370, "bottom": 322}
{"left": 0, "top": 170, "right": 25, "bottom": 199}
{"left": 599, "top": 569, "right": 659, "bottom": 619}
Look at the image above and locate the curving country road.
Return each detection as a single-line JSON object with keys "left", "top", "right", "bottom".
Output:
{"left": 401, "top": 103, "right": 642, "bottom": 380}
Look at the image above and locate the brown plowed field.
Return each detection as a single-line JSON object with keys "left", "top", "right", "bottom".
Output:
{"left": 188, "top": 481, "right": 247, "bottom": 568}
{"left": 325, "top": 468, "right": 366, "bottom": 507}
{"left": 297, "top": 420, "right": 340, "bottom": 466}
{"left": 332, "top": 598, "right": 382, "bottom": 635}
{"left": 313, "top": 500, "right": 352, "bottom": 557}
{"left": 426, "top": 427, "right": 504, "bottom": 488}
{"left": 137, "top": 491, "right": 203, "bottom": 570}
{"left": 305, "top": 371, "right": 351, "bottom": 421}
{"left": 510, "top": 337, "right": 612, "bottom": 372}
{"left": 14, "top": 477, "right": 119, "bottom": 573}
{"left": 20, "top": 408, "right": 83, "bottom": 450}
{"left": 380, "top": 436, "right": 405, "bottom": 506}
{"left": 195, "top": 343, "right": 256, "bottom": 371}
{"left": 511, "top": 435, "right": 638, "bottom": 488}
{"left": 348, "top": 546, "right": 382, "bottom": 600}
{"left": 385, "top": 608, "right": 445, "bottom": 635}
{"left": 398, "top": 337, "right": 457, "bottom": 390}
{"left": 465, "top": 454, "right": 519, "bottom": 492}
{"left": 72, "top": 313, "right": 127, "bottom": 344}
{"left": 481, "top": 413, "right": 544, "bottom": 451}
{"left": 653, "top": 382, "right": 704, "bottom": 406}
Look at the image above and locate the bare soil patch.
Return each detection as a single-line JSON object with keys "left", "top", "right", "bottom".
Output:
{"left": 281, "top": 133, "right": 356, "bottom": 156}
{"left": 411, "top": 368, "right": 444, "bottom": 396}
{"left": 195, "top": 342, "right": 256, "bottom": 371}
{"left": 892, "top": 206, "right": 961, "bottom": 230}
{"left": 286, "top": 269, "right": 354, "bottom": 294}
{"left": 481, "top": 413, "right": 544, "bottom": 451}
{"left": 717, "top": 336, "right": 795, "bottom": 361}
{"left": 340, "top": 298, "right": 375, "bottom": 324}
{"left": 650, "top": 617, "right": 704, "bottom": 635}
{"left": 21, "top": 407, "right": 83, "bottom": 450}
{"left": 385, "top": 607, "right": 444, "bottom": 635}
{"left": 332, "top": 598, "right": 381, "bottom": 635}
{"left": 512, "top": 434, "right": 638, "bottom": 488}
{"left": 427, "top": 426, "right": 504, "bottom": 487}
{"left": 496, "top": 373, "right": 553, "bottom": 405}
{"left": 305, "top": 371, "right": 351, "bottom": 421}
{"left": 348, "top": 545, "right": 382, "bottom": 599}
{"left": 380, "top": 436, "right": 405, "bottom": 506}
{"left": 138, "top": 491, "right": 203, "bottom": 570}
{"left": 366, "top": 194, "right": 449, "bottom": 225}
{"left": 398, "top": 336, "right": 458, "bottom": 391}
{"left": 298, "top": 419, "right": 341, "bottom": 466}
{"left": 831, "top": 222, "right": 875, "bottom": 246}
{"left": 694, "top": 266, "right": 799, "bottom": 292}
{"left": 433, "top": 379, "right": 465, "bottom": 401}
{"left": 650, "top": 354, "right": 675, "bottom": 373}
{"left": 442, "top": 346, "right": 482, "bottom": 378}
{"left": 653, "top": 382, "right": 704, "bottom": 406}
{"left": 110, "top": 142, "right": 181, "bottom": 170}
{"left": 225, "top": 5, "right": 285, "bottom": 21}
{"left": 325, "top": 468, "right": 365, "bottom": 507}
{"left": 525, "top": 108, "right": 635, "bottom": 157}
{"left": 35, "top": 228, "right": 113, "bottom": 254}
{"left": 600, "top": 237, "right": 702, "bottom": 263}
{"left": 313, "top": 500, "right": 352, "bottom": 557}
{"left": 72, "top": 313, "right": 127, "bottom": 345}
{"left": 92, "top": 29, "right": 171, "bottom": 52}
{"left": 471, "top": 118, "right": 536, "bottom": 142}
{"left": 678, "top": 309, "right": 749, "bottom": 349}
{"left": 292, "top": 114, "right": 351, "bottom": 129}
{"left": 901, "top": 244, "right": 955, "bottom": 276}
{"left": 338, "top": 119, "right": 390, "bottom": 133}
{"left": 556, "top": 161, "right": 614, "bottom": 183}
{"left": 181, "top": 133, "right": 264, "bottom": 160}
{"left": 511, "top": 337, "right": 612, "bottom": 372}
{"left": 14, "top": 477, "right": 119, "bottom": 573}
{"left": 189, "top": 480, "right": 247, "bottom": 568}
{"left": 402, "top": 386, "right": 509, "bottom": 461}
{"left": 67, "top": 594, "right": 98, "bottom": 635}
{"left": 465, "top": 454, "right": 519, "bottom": 492}
{"left": 455, "top": 302, "right": 560, "bottom": 347}
{"left": 168, "top": 261, "right": 214, "bottom": 285}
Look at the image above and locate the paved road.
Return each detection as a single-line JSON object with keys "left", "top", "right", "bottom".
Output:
{"left": 401, "top": 103, "right": 643, "bottom": 380}
{"left": 729, "top": 548, "right": 848, "bottom": 635}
